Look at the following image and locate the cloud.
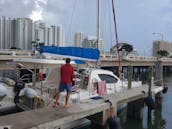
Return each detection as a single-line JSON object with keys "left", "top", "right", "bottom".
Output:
{"left": 112, "top": 0, "right": 172, "bottom": 55}
{"left": 1, "top": 0, "right": 172, "bottom": 54}
{"left": 0, "top": 0, "right": 34, "bottom": 18}
{"left": 29, "top": 0, "right": 48, "bottom": 21}
{"left": 41, "top": 0, "right": 76, "bottom": 25}
{"left": 138, "top": 0, "right": 172, "bottom": 26}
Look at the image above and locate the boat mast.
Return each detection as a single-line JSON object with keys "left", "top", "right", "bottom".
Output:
{"left": 111, "top": 0, "right": 122, "bottom": 76}
{"left": 96, "top": 0, "right": 100, "bottom": 66}
{"left": 97, "top": 0, "right": 100, "bottom": 49}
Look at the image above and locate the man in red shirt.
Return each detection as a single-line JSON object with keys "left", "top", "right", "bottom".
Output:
{"left": 53, "top": 58, "right": 74, "bottom": 108}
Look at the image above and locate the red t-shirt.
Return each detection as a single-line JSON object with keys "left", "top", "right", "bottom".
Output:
{"left": 60, "top": 63, "right": 74, "bottom": 84}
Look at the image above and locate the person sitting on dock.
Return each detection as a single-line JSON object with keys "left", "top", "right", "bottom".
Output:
{"left": 53, "top": 58, "right": 74, "bottom": 108}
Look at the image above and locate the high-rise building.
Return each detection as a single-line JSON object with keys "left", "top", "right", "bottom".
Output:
{"left": 57, "top": 25, "right": 66, "bottom": 46}
{"left": 44, "top": 27, "right": 50, "bottom": 46}
{"left": 0, "top": 16, "right": 12, "bottom": 49}
{"left": 61, "top": 30, "right": 66, "bottom": 47}
{"left": 56, "top": 25, "right": 62, "bottom": 46}
{"left": 0, "top": 17, "right": 67, "bottom": 50}
{"left": 82, "top": 36, "right": 104, "bottom": 53}
{"left": 153, "top": 40, "right": 172, "bottom": 57}
{"left": 74, "top": 32, "right": 84, "bottom": 47}
{"left": 48, "top": 25, "right": 66, "bottom": 46}
{"left": 32, "top": 21, "right": 46, "bottom": 44}
{"left": 49, "top": 25, "right": 56, "bottom": 46}
{"left": 12, "top": 18, "right": 32, "bottom": 50}
{"left": 32, "top": 23, "right": 66, "bottom": 47}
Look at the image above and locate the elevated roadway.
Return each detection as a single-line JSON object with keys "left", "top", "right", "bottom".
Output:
{"left": 98, "top": 55, "right": 172, "bottom": 67}
{"left": 0, "top": 50, "right": 172, "bottom": 69}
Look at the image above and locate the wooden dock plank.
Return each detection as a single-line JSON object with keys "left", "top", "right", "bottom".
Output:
{"left": 0, "top": 85, "right": 162, "bottom": 129}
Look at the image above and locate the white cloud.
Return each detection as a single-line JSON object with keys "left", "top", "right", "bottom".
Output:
{"left": 29, "top": 0, "right": 48, "bottom": 21}
{"left": 30, "top": 10, "right": 43, "bottom": 22}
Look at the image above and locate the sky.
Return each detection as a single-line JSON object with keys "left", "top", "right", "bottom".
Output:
{"left": 0, "top": 0, "right": 172, "bottom": 56}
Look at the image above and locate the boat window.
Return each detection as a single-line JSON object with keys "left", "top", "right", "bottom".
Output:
{"left": 98, "top": 74, "right": 118, "bottom": 83}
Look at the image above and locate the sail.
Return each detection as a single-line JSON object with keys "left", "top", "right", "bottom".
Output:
{"left": 40, "top": 46, "right": 100, "bottom": 61}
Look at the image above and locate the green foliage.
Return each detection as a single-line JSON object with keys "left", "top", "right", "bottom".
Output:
{"left": 157, "top": 50, "right": 169, "bottom": 57}
{"left": 119, "top": 43, "right": 133, "bottom": 53}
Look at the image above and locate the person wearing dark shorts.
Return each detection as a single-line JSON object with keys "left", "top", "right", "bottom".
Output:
{"left": 53, "top": 58, "right": 74, "bottom": 108}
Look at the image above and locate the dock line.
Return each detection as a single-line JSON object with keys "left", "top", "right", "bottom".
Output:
{"left": 141, "top": 90, "right": 146, "bottom": 94}
{"left": 104, "top": 99, "right": 112, "bottom": 106}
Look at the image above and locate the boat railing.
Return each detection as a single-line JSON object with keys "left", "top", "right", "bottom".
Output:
{"left": 19, "top": 74, "right": 33, "bottom": 83}
{"left": 0, "top": 50, "right": 32, "bottom": 56}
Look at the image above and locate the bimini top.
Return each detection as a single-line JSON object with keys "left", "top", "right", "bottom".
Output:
{"left": 40, "top": 46, "right": 100, "bottom": 61}
{"left": 13, "top": 58, "right": 76, "bottom": 65}
{"left": 12, "top": 58, "right": 77, "bottom": 69}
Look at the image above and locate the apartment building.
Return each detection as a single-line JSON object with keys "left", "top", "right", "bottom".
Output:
{"left": 153, "top": 40, "right": 172, "bottom": 57}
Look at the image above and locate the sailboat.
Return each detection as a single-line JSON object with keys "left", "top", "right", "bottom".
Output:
{"left": 0, "top": 1, "right": 164, "bottom": 128}
{"left": 11, "top": 45, "right": 143, "bottom": 110}
{"left": 8, "top": 0, "right": 145, "bottom": 114}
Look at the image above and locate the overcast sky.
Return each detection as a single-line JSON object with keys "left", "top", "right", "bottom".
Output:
{"left": 0, "top": 0, "right": 172, "bottom": 55}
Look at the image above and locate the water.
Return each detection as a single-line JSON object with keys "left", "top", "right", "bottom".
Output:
{"left": 81, "top": 75, "right": 172, "bottom": 129}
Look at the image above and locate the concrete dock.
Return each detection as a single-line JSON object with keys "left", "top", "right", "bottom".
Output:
{"left": 0, "top": 85, "right": 163, "bottom": 129}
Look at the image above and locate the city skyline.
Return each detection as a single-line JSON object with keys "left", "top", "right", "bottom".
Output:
{"left": 0, "top": 0, "right": 172, "bottom": 55}
{"left": 0, "top": 16, "right": 105, "bottom": 53}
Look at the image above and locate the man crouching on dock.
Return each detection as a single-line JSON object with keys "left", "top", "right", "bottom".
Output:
{"left": 53, "top": 58, "right": 74, "bottom": 108}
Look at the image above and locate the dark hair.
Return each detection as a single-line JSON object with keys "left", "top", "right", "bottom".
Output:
{"left": 66, "top": 58, "right": 71, "bottom": 63}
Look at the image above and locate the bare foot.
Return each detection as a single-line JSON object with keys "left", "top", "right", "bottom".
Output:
{"left": 64, "top": 104, "right": 70, "bottom": 108}
{"left": 52, "top": 102, "right": 59, "bottom": 108}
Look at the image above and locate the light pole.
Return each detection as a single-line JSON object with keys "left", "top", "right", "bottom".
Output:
{"left": 152, "top": 32, "right": 164, "bottom": 41}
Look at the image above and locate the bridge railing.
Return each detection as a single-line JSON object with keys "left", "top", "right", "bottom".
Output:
{"left": 159, "top": 57, "right": 172, "bottom": 62}
{"left": 100, "top": 54, "right": 118, "bottom": 60}
{"left": 122, "top": 55, "right": 157, "bottom": 61}
{"left": 100, "top": 54, "right": 158, "bottom": 62}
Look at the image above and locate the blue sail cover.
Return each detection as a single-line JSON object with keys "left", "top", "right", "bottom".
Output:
{"left": 40, "top": 46, "right": 100, "bottom": 61}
